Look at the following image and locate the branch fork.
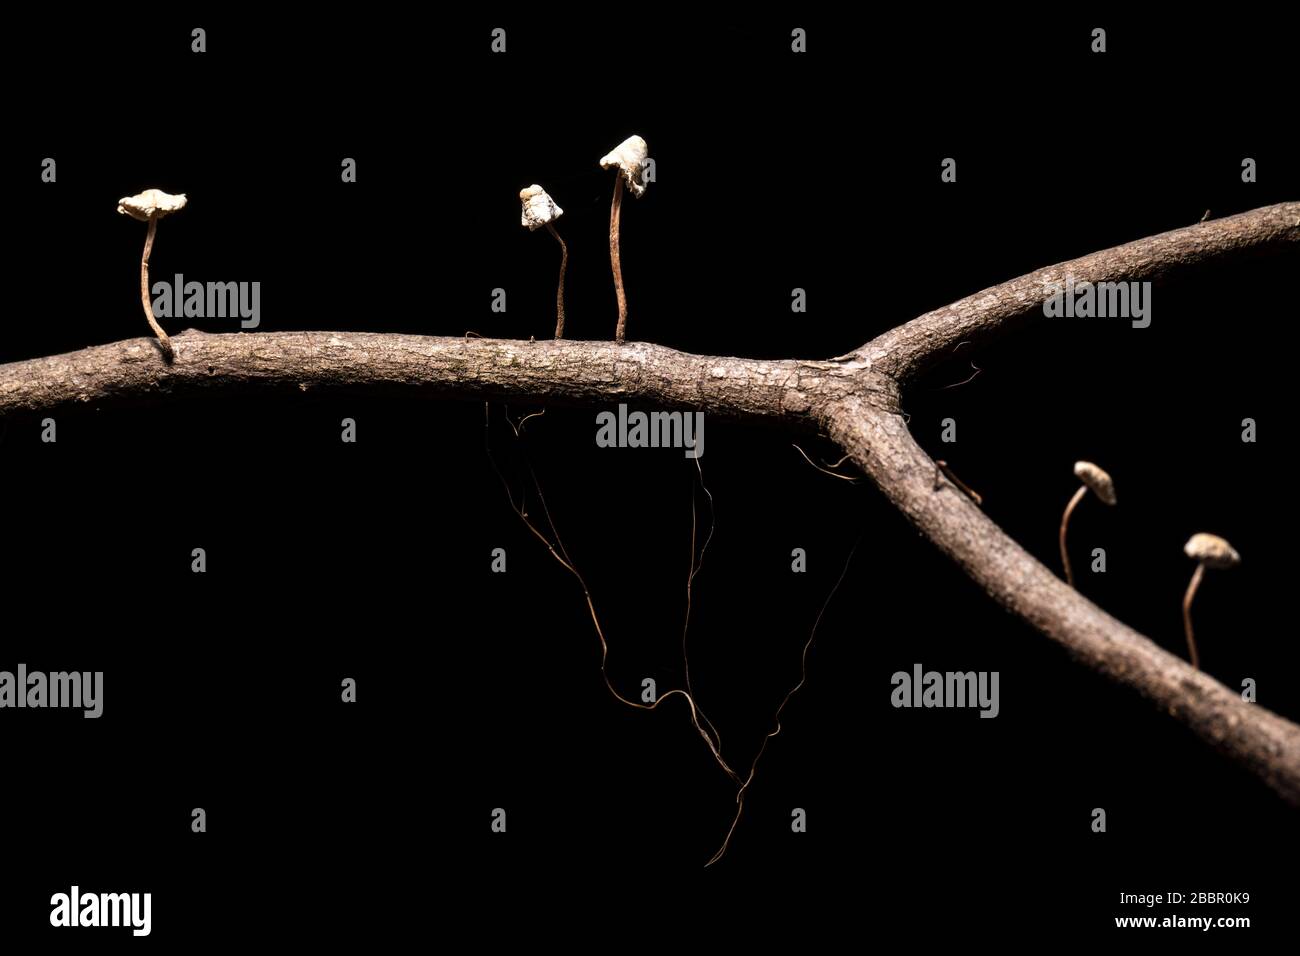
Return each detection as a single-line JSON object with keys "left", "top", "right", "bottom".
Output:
{"left": 5, "top": 201, "right": 1299, "bottom": 809}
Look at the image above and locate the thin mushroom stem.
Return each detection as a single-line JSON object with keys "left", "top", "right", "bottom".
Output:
{"left": 610, "top": 174, "right": 627, "bottom": 343}
{"left": 546, "top": 222, "right": 568, "bottom": 340}
{"left": 1058, "top": 484, "right": 1088, "bottom": 587}
{"left": 139, "top": 213, "right": 173, "bottom": 360}
{"left": 1183, "top": 562, "right": 1205, "bottom": 670}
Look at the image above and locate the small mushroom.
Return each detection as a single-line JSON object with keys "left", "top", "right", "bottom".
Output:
{"left": 118, "top": 188, "right": 188, "bottom": 360}
{"left": 599, "top": 135, "right": 649, "bottom": 344}
{"left": 519, "top": 185, "right": 568, "bottom": 340}
{"left": 1059, "top": 461, "right": 1116, "bottom": 587}
{"left": 1182, "top": 533, "right": 1240, "bottom": 670}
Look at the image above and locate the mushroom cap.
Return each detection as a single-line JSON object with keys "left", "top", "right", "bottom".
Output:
{"left": 117, "top": 188, "right": 187, "bottom": 222}
{"left": 1073, "top": 460, "right": 1116, "bottom": 505}
{"left": 1184, "top": 533, "right": 1240, "bottom": 569}
{"left": 519, "top": 185, "right": 563, "bottom": 230}
{"left": 599, "top": 135, "right": 649, "bottom": 197}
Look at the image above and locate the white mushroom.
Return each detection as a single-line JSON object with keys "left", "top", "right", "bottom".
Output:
{"left": 519, "top": 184, "right": 563, "bottom": 231}
{"left": 1073, "top": 460, "right": 1117, "bottom": 506}
{"left": 118, "top": 188, "right": 188, "bottom": 359}
{"left": 1059, "top": 461, "right": 1117, "bottom": 587}
{"left": 519, "top": 185, "right": 568, "bottom": 339}
{"left": 1184, "top": 533, "right": 1240, "bottom": 569}
{"left": 117, "top": 188, "right": 188, "bottom": 222}
{"left": 599, "top": 135, "right": 649, "bottom": 198}
{"left": 600, "top": 135, "right": 649, "bottom": 343}
{"left": 1182, "top": 533, "right": 1240, "bottom": 670}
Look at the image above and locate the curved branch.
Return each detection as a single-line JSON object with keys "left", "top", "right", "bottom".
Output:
{"left": 2, "top": 203, "right": 1297, "bottom": 808}
{"left": 822, "top": 395, "right": 1300, "bottom": 806}
{"left": 0, "top": 330, "right": 898, "bottom": 425}
{"left": 859, "top": 202, "right": 1300, "bottom": 381}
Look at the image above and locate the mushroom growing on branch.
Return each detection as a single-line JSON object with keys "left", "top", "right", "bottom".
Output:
{"left": 1058, "top": 460, "right": 1116, "bottom": 587}
{"left": 118, "top": 188, "right": 188, "bottom": 361}
{"left": 1182, "top": 533, "right": 1240, "bottom": 670}
{"left": 519, "top": 185, "right": 568, "bottom": 340}
{"left": 599, "top": 135, "right": 649, "bottom": 344}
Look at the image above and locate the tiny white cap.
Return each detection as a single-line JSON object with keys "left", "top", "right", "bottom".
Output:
{"left": 599, "top": 135, "right": 649, "bottom": 197}
{"left": 1073, "top": 461, "right": 1116, "bottom": 506}
{"left": 519, "top": 185, "right": 563, "bottom": 230}
{"left": 117, "top": 188, "right": 188, "bottom": 222}
{"left": 1184, "top": 533, "right": 1240, "bottom": 569}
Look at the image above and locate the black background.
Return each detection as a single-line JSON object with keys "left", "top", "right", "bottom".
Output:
{"left": 2, "top": 9, "right": 1296, "bottom": 945}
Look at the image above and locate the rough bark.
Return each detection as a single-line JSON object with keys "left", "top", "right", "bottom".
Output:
{"left": 824, "top": 395, "right": 1300, "bottom": 805}
{"left": 858, "top": 202, "right": 1300, "bottom": 381}
{"left": 3, "top": 202, "right": 1298, "bottom": 805}
{"left": 0, "top": 331, "right": 898, "bottom": 427}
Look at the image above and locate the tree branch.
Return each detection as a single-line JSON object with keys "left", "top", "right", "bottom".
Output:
{"left": 3, "top": 202, "right": 1298, "bottom": 806}
{"left": 858, "top": 202, "right": 1300, "bottom": 381}
{"left": 823, "top": 394, "right": 1300, "bottom": 806}
{"left": 0, "top": 331, "right": 898, "bottom": 426}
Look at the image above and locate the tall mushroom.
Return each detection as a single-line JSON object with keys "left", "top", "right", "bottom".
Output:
{"left": 1182, "top": 533, "right": 1240, "bottom": 670}
{"left": 1058, "top": 460, "right": 1116, "bottom": 587}
{"left": 118, "top": 188, "right": 188, "bottom": 360}
{"left": 519, "top": 185, "right": 568, "bottom": 340}
{"left": 599, "top": 135, "right": 649, "bottom": 344}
